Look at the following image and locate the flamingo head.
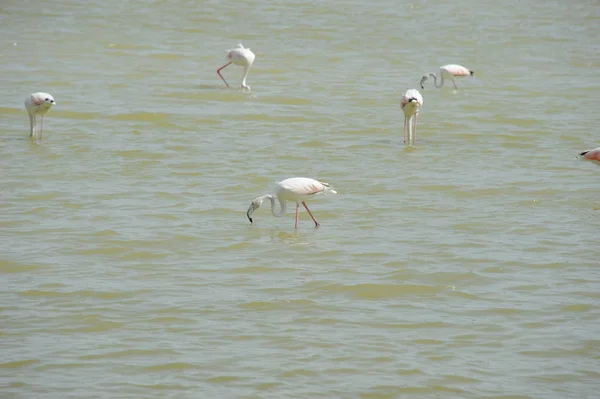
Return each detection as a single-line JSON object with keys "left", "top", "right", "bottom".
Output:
{"left": 246, "top": 197, "right": 264, "bottom": 223}
{"left": 321, "top": 182, "right": 337, "bottom": 195}
{"left": 419, "top": 75, "right": 428, "bottom": 89}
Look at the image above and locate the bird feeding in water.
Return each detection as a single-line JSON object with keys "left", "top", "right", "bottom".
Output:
{"left": 420, "top": 64, "right": 474, "bottom": 90}
{"left": 579, "top": 147, "right": 600, "bottom": 164}
{"left": 25, "top": 92, "right": 56, "bottom": 140}
{"left": 246, "top": 177, "right": 337, "bottom": 229}
{"left": 217, "top": 44, "right": 255, "bottom": 92}
{"left": 401, "top": 89, "right": 423, "bottom": 146}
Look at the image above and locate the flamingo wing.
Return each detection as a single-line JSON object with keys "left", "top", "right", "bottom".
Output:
{"left": 401, "top": 89, "right": 423, "bottom": 108}
{"left": 280, "top": 178, "right": 325, "bottom": 196}
{"left": 401, "top": 95, "right": 409, "bottom": 108}
{"left": 443, "top": 64, "right": 472, "bottom": 77}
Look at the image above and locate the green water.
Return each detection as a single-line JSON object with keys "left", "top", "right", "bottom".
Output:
{"left": 1, "top": 0, "right": 599, "bottom": 398}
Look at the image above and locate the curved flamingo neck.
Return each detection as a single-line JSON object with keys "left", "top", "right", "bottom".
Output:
{"left": 241, "top": 66, "right": 250, "bottom": 90}
{"left": 263, "top": 195, "right": 286, "bottom": 218}
{"left": 430, "top": 73, "right": 444, "bottom": 88}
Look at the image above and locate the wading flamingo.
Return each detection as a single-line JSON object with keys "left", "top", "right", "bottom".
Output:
{"left": 246, "top": 177, "right": 337, "bottom": 229}
{"left": 579, "top": 147, "right": 600, "bottom": 163}
{"left": 217, "top": 44, "right": 255, "bottom": 92}
{"left": 401, "top": 89, "right": 423, "bottom": 145}
{"left": 420, "top": 64, "right": 473, "bottom": 90}
{"left": 25, "top": 92, "right": 56, "bottom": 140}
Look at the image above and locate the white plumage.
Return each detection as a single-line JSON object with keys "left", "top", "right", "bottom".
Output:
{"left": 246, "top": 177, "right": 337, "bottom": 229}
{"left": 401, "top": 89, "right": 423, "bottom": 145}
{"left": 25, "top": 92, "right": 56, "bottom": 140}
{"left": 217, "top": 44, "right": 256, "bottom": 92}
{"left": 420, "top": 64, "right": 473, "bottom": 90}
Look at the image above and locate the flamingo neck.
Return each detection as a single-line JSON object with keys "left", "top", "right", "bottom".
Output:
{"left": 263, "top": 195, "right": 286, "bottom": 218}
{"left": 241, "top": 66, "right": 250, "bottom": 90}
{"left": 430, "top": 73, "right": 444, "bottom": 88}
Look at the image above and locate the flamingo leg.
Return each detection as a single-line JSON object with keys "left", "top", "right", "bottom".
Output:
{"left": 29, "top": 114, "right": 35, "bottom": 137}
{"left": 404, "top": 116, "right": 408, "bottom": 144}
{"left": 407, "top": 115, "right": 415, "bottom": 146}
{"left": 413, "top": 114, "right": 418, "bottom": 144}
{"left": 302, "top": 201, "right": 320, "bottom": 227}
{"left": 452, "top": 78, "right": 458, "bottom": 91}
{"left": 39, "top": 114, "right": 44, "bottom": 140}
{"left": 295, "top": 202, "right": 300, "bottom": 229}
{"left": 217, "top": 62, "right": 232, "bottom": 88}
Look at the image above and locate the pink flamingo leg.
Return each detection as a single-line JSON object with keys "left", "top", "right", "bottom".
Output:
{"left": 217, "top": 62, "right": 232, "bottom": 88}
{"left": 302, "top": 201, "right": 320, "bottom": 227}
{"left": 295, "top": 202, "right": 300, "bottom": 229}
{"left": 404, "top": 116, "right": 408, "bottom": 144}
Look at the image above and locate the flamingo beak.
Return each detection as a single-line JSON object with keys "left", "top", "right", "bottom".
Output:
{"left": 246, "top": 208, "right": 254, "bottom": 224}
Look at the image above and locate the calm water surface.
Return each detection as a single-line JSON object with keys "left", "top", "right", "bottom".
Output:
{"left": 1, "top": 0, "right": 599, "bottom": 398}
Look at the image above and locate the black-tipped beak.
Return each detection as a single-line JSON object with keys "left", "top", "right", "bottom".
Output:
{"left": 420, "top": 83, "right": 425, "bottom": 89}
{"left": 580, "top": 151, "right": 589, "bottom": 156}
{"left": 470, "top": 70, "right": 474, "bottom": 76}
{"left": 409, "top": 98, "right": 416, "bottom": 102}
{"left": 247, "top": 210, "right": 253, "bottom": 224}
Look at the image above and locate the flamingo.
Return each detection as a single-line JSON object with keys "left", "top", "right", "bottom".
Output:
{"left": 217, "top": 44, "right": 255, "bottom": 92}
{"left": 579, "top": 147, "right": 600, "bottom": 163}
{"left": 401, "top": 89, "right": 423, "bottom": 145}
{"left": 420, "top": 64, "right": 474, "bottom": 90}
{"left": 246, "top": 177, "right": 337, "bottom": 229}
{"left": 25, "top": 92, "right": 56, "bottom": 140}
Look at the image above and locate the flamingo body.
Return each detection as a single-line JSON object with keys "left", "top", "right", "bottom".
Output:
{"left": 24, "top": 92, "right": 56, "bottom": 140}
{"left": 580, "top": 147, "right": 600, "bottom": 163}
{"left": 246, "top": 177, "right": 337, "bottom": 229}
{"left": 420, "top": 64, "right": 473, "bottom": 90}
{"left": 401, "top": 89, "right": 423, "bottom": 145}
{"left": 217, "top": 44, "right": 255, "bottom": 91}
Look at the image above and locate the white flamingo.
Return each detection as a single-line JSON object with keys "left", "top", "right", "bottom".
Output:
{"left": 217, "top": 44, "right": 255, "bottom": 92}
{"left": 25, "top": 92, "right": 56, "bottom": 140}
{"left": 401, "top": 89, "right": 423, "bottom": 145}
{"left": 420, "top": 64, "right": 473, "bottom": 90}
{"left": 246, "top": 177, "right": 337, "bottom": 229}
